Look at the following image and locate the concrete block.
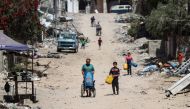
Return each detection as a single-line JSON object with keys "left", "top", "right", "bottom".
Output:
{"left": 148, "top": 40, "right": 164, "bottom": 57}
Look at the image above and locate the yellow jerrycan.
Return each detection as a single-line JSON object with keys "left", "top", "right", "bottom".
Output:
{"left": 123, "top": 63, "right": 128, "bottom": 70}
{"left": 105, "top": 75, "right": 113, "bottom": 84}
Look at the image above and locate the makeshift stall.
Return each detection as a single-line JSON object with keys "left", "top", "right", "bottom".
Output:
{"left": 0, "top": 32, "right": 37, "bottom": 103}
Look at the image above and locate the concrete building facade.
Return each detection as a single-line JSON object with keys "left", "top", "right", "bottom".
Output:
{"left": 67, "top": 0, "right": 79, "bottom": 13}
{"left": 40, "top": 0, "right": 132, "bottom": 14}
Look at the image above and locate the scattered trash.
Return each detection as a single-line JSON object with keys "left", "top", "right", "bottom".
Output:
{"left": 0, "top": 103, "right": 8, "bottom": 109}
{"left": 140, "top": 91, "right": 147, "bottom": 95}
{"left": 47, "top": 52, "right": 61, "bottom": 58}
{"left": 31, "top": 76, "right": 41, "bottom": 81}
{"left": 142, "top": 65, "right": 158, "bottom": 72}
{"left": 138, "top": 65, "right": 158, "bottom": 76}
{"left": 168, "top": 62, "right": 178, "bottom": 69}
{"left": 0, "top": 103, "right": 36, "bottom": 109}
{"left": 36, "top": 61, "right": 51, "bottom": 68}
{"left": 131, "top": 62, "right": 138, "bottom": 67}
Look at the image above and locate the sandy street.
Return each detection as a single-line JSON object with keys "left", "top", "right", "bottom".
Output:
{"left": 1, "top": 13, "right": 190, "bottom": 109}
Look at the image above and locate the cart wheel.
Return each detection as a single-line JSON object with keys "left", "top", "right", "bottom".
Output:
{"left": 93, "top": 88, "right": 96, "bottom": 97}
{"left": 81, "top": 84, "right": 85, "bottom": 97}
{"left": 89, "top": 89, "right": 92, "bottom": 97}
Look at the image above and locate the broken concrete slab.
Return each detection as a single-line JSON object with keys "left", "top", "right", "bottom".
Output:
{"left": 166, "top": 73, "right": 190, "bottom": 97}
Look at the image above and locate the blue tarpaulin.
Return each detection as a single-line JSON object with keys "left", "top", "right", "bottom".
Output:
{"left": 0, "top": 32, "right": 29, "bottom": 51}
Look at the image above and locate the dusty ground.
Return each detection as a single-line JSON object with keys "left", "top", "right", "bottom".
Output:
{"left": 1, "top": 13, "right": 190, "bottom": 109}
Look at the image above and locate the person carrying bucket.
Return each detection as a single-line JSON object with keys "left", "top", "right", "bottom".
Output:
{"left": 125, "top": 52, "right": 133, "bottom": 75}
{"left": 109, "top": 62, "right": 120, "bottom": 95}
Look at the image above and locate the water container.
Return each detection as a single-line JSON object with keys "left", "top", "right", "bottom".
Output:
{"left": 123, "top": 63, "right": 128, "bottom": 70}
{"left": 84, "top": 72, "right": 94, "bottom": 87}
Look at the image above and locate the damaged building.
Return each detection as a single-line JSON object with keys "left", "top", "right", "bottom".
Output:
{"left": 45, "top": 0, "right": 132, "bottom": 14}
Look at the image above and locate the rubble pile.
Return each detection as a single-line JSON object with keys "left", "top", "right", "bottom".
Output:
{"left": 114, "top": 13, "right": 144, "bottom": 23}
{"left": 0, "top": 71, "right": 8, "bottom": 80}
{"left": 114, "top": 13, "right": 186, "bottom": 77}
{"left": 37, "top": 38, "right": 57, "bottom": 50}
{"left": 116, "top": 36, "right": 180, "bottom": 77}
{"left": 0, "top": 103, "right": 41, "bottom": 109}
{"left": 0, "top": 103, "right": 8, "bottom": 109}
{"left": 115, "top": 26, "right": 134, "bottom": 43}
{"left": 137, "top": 58, "right": 180, "bottom": 77}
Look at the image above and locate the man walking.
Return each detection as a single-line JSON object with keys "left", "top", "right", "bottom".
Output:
{"left": 96, "top": 22, "right": 102, "bottom": 36}
{"left": 81, "top": 38, "right": 86, "bottom": 49}
{"left": 109, "top": 62, "right": 120, "bottom": 95}
{"left": 98, "top": 37, "right": 102, "bottom": 49}
{"left": 91, "top": 16, "right": 95, "bottom": 27}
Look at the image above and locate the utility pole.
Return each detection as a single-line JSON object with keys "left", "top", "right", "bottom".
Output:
{"left": 53, "top": 0, "right": 58, "bottom": 38}
{"left": 72, "top": 0, "right": 74, "bottom": 13}
{"left": 188, "top": 0, "right": 190, "bottom": 15}
{"left": 53, "top": 0, "right": 58, "bottom": 20}
{"left": 57, "top": 0, "right": 62, "bottom": 16}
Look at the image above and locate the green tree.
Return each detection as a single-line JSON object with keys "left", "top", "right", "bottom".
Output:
{"left": 136, "top": 0, "right": 168, "bottom": 16}
{"left": 0, "top": 0, "right": 41, "bottom": 42}
{"left": 128, "top": 19, "right": 141, "bottom": 38}
{"left": 145, "top": 0, "right": 190, "bottom": 38}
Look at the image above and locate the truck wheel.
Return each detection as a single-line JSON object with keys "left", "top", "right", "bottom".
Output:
{"left": 57, "top": 49, "right": 61, "bottom": 52}
{"left": 93, "top": 88, "right": 96, "bottom": 97}
{"left": 74, "top": 48, "right": 78, "bottom": 53}
{"left": 81, "top": 84, "right": 85, "bottom": 97}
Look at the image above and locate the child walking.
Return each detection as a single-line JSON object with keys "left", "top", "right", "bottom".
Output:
{"left": 109, "top": 62, "right": 120, "bottom": 95}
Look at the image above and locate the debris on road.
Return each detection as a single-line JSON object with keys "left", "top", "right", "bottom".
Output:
{"left": 115, "top": 27, "right": 134, "bottom": 43}
{"left": 114, "top": 13, "right": 144, "bottom": 23}
{"left": 137, "top": 65, "right": 158, "bottom": 76}
{"left": 36, "top": 61, "right": 51, "bottom": 68}
{"left": 140, "top": 91, "right": 148, "bottom": 95}
{"left": 47, "top": 52, "right": 61, "bottom": 58}
{"left": 0, "top": 103, "right": 42, "bottom": 109}
{"left": 166, "top": 73, "right": 190, "bottom": 97}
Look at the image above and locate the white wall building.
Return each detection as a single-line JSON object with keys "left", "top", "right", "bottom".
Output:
{"left": 67, "top": 0, "right": 79, "bottom": 13}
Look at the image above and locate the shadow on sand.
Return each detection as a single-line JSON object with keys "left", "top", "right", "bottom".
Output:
{"left": 104, "top": 94, "right": 114, "bottom": 96}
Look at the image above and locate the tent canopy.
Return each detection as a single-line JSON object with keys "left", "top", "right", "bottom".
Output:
{"left": 0, "top": 32, "right": 29, "bottom": 51}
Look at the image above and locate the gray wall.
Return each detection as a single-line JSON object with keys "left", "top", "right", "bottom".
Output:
{"left": 148, "top": 40, "right": 165, "bottom": 57}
